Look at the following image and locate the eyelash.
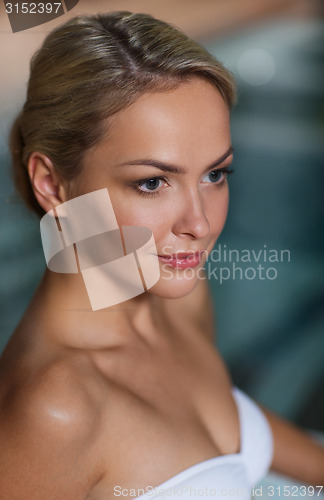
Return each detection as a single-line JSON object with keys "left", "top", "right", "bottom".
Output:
{"left": 133, "top": 167, "right": 234, "bottom": 198}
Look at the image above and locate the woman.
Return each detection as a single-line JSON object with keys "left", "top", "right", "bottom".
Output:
{"left": 0, "top": 11, "right": 323, "bottom": 499}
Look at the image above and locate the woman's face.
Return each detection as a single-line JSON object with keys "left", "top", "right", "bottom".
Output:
{"left": 74, "top": 77, "right": 233, "bottom": 299}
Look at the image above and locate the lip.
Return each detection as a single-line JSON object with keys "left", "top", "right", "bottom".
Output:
{"left": 157, "top": 251, "right": 205, "bottom": 270}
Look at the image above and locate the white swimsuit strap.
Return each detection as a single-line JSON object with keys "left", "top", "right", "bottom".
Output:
{"left": 232, "top": 386, "right": 274, "bottom": 484}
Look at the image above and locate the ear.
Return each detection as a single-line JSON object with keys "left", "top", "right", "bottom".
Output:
{"left": 27, "top": 152, "right": 67, "bottom": 214}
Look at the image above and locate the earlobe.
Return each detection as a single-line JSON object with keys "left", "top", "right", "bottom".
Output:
{"left": 28, "top": 153, "right": 67, "bottom": 214}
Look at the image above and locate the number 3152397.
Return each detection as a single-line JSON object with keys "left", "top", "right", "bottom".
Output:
{"left": 5, "top": 3, "right": 62, "bottom": 14}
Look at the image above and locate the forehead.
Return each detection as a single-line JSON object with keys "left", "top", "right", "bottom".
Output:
{"left": 90, "top": 77, "right": 231, "bottom": 166}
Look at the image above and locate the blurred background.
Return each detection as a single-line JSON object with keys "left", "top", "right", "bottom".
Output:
{"left": 0, "top": 0, "right": 323, "bottom": 439}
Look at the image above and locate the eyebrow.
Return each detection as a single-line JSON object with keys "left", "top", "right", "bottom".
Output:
{"left": 116, "top": 146, "right": 234, "bottom": 175}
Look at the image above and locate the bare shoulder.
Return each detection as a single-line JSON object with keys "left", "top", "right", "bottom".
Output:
{"left": 1, "top": 351, "right": 103, "bottom": 431}
{"left": 0, "top": 352, "right": 105, "bottom": 498}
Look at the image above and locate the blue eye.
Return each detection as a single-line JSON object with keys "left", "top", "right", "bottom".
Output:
{"left": 140, "top": 178, "right": 162, "bottom": 191}
{"left": 202, "top": 167, "right": 234, "bottom": 184}
{"left": 203, "top": 170, "right": 224, "bottom": 183}
{"left": 133, "top": 167, "right": 234, "bottom": 198}
{"left": 135, "top": 177, "right": 166, "bottom": 197}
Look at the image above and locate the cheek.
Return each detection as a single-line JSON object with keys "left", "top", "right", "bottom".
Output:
{"left": 206, "top": 188, "right": 229, "bottom": 234}
{"left": 109, "top": 193, "right": 169, "bottom": 234}
{"left": 107, "top": 186, "right": 229, "bottom": 240}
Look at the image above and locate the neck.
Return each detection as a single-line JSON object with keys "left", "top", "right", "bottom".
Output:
{"left": 27, "top": 269, "right": 163, "bottom": 351}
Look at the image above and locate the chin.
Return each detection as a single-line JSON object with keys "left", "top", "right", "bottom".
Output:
{"left": 147, "top": 264, "right": 204, "bottom": 299}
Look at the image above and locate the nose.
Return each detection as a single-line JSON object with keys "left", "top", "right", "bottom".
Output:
{"left": 172, "top": 187, "right": 210, "bottom": 240}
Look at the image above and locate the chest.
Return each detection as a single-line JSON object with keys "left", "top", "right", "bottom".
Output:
{"left": 90, "top": 333, "right": 241, "bottom": 498}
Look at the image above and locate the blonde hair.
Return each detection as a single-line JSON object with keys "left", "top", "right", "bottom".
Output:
{"left": 10, "top": 11, "right": 236, "bottom": 217}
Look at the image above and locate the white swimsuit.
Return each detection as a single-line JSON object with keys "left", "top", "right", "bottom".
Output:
{"left": 135, "top": 386, "right": 273, "bottom": 499}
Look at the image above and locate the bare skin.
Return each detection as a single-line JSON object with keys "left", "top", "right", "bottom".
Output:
{"left": 1, "top": 272, "right": 236, "bottom": 499}
{"left": 0, "top": 77, "right": 323, "bottom": 499}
